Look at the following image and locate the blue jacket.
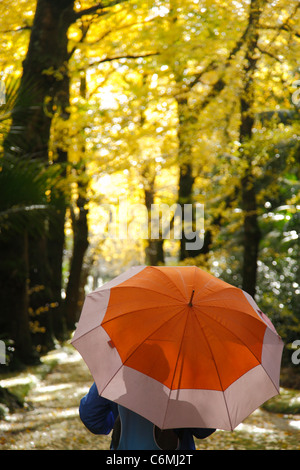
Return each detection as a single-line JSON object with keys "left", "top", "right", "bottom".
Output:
{"left": 79, "top": 383, "right": 215, "bottom": 450}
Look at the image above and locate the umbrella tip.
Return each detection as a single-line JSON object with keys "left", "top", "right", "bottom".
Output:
{"left": 188, "top": 290, "right": 195, "bottom": 307}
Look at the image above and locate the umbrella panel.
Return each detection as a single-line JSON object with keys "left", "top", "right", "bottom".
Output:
{"left": 102, "top": 286, "right": 267, "bottom": 391}
{"left": 73, "top": 266, "right": 283, "bottom": 430}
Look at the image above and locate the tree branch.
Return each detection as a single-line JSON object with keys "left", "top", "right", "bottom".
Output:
{"left": 180, "top": 11, "right": 255, "bottom": 97}
{"left": 0, "top": 25, "right": 32, "bottom": 33}
{"left": 72, "top": 0, "right": 128, "bottom": 20}
{"left": 86, "top": 52, "right": 159, "bottom": 69}
{"left": 259, "top": 23, "right": 300, "bottom": 38}
{"left": 180, "top": 0, "right": 266, "bottom": 113}
{"left": 257, "top": 45, "right": 283, "bottom": 62}
{"left": 83, "top": 16, "right": 160, "bottom": 47}
{"left": 259, "top": 2, "right": 300, "bottom": 48}
{"left": 67, "top": 18, "right": 92, "bottom": 60}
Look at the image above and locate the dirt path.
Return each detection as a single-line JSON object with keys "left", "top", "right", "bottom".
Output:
{"left": 0, "top": 346, "right": 110, "bottom": 450}
{"left": 1, "top": 346, "right": 300, "bottom": 450}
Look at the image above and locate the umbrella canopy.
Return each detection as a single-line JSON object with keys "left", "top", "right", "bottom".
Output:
{"left": 72, "top": 265, "right": 283, "bottom": 431}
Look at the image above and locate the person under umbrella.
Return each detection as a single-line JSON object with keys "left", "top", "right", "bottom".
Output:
{"left": 79, "top": 342, "right": 216, "bottom": 450}
{"left": 73, "top": 265, "right": 283, "bottom": 446}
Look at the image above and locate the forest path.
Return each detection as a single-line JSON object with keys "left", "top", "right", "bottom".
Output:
{"left": 1, "top": 346, "right": 300, "bottom": 450}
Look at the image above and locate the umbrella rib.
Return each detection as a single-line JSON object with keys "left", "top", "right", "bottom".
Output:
{"left": 191, "top": 310, "right": 234, "bottom": 430}
{"left": 194, "top": 305, "right": 265, "bottom": 364}
{"left": 148, "top": 266, "right": 191, "bottom": 302}
{"left": 99, "top": 309, "right": 187, "bottom": 397}
{"left": 123, "top": 308, "right": 186, "bottom": 363}
{"left": 160, "top": 308, "right": 192, "bottom": 429}
{"left": 195, "top": 304, "right": 267, "bottom": 330}
{"left": 192, "top": 309, "right": 281, "bottom": 426}
{"left": 173, "top": 267, "right": 190, "bottom": 299}
{"left": 98, "top": 363, "right": 124, "bottom": 397}
{"left": 198, "top": 298, "right": 279, "bottom": 338}
{"left": 191, "top": 305, "right": 280, "bottom": 428}
{"left": 197, "top": 293, "right": 262, "bottom": 316}
{"left": 72, "top": 302, "right": 181, "bottom": 343}
{"left": 192, "top": 278, "right": 230, "bottom": 300}
{"left": 109, "top": 283, "right": 185, "bottom": 303}
{"left": 101, "top": 302, "right": 184, "bottom": 327}
{"left": 201, "top": 305, "right": 281, "bottom": 392}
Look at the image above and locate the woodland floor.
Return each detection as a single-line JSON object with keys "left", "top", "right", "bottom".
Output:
{"left": 0, "top": 345, "right": 300, "bottom": 450}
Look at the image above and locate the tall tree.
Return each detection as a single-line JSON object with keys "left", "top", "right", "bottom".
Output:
{"left": 64, "top": 71, "right": 89, "bottom": 332}
{"left": 238, "top": 0, "right": 299, "bottom": 297}
{"left": 2, "top": 0, "right": 77, "bottom": 357}
{"left": 237, "top": 0, "right": 266, "bottom": 297}
{"left": 1, "top": 0, "right": 129, "bottom": 362}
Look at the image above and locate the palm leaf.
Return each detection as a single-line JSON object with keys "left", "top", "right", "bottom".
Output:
{"left": 0, "top": 75, "right": 63, "bottom": 237}
{"left": 0, "top": 155, "right": 61, "bottom": 237}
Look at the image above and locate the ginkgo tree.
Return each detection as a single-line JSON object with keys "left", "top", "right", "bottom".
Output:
{"left": 48, "top": 0, "right": 300, "bottom": 335}
{"left": 0, "top": 0, "right": 299, "bottom": 365}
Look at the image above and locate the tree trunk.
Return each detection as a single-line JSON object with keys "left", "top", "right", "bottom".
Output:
{"left": 238, "top": 0, "right": 265, "bottom": 297}
{"left": 4, "top": 0, "right": 75, "bottom": 159}
{"left": 2, "top": 0, "right": 75, "bottom": 360}
{"left": 175, "top": 95, "right": 196, "bottom": 261}
{"left": 241, "top": 173, "right": 261, "bottom": 297}
{"left": 48, "top": 57, "right": 71, "bottom": 340}
{"left": 6, "top": 232, "right": 38, "bottom": 366}
{"left": 65, "top": 71, "right": 89, "bottom": 331}
{"left": 178, "top": 163, "right": 195, "bottom": 260}
{"left": 65, "top": 179, "right": 89, "bottom": 331}
{"left": 144, "top": 176, "right": 165, "bottom": 266}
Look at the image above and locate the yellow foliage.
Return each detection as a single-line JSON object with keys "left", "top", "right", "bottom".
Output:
{"left": 2, "top": 0, "right": 299, "bottom": 271}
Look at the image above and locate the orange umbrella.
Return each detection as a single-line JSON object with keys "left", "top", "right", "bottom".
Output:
{"left": 72, "top": 265, "right": 283, "bottom": 431}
